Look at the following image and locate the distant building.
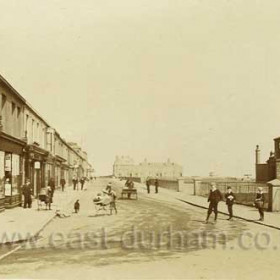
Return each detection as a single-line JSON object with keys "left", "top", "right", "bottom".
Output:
{"left": 255, "top": 136, "right": 280, "bottom": 182}
{"left": 113, "top": 156, "right": 183, "bottom": 181}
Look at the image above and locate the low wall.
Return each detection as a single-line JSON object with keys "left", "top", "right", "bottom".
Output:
{"left": 120, "top": 177, "right": 142, "bottom": 183}
{"left": 178, "top": 178, "right": 195, "bottom": 194}
{"left": 148, "top": 178, "right": 179, "bottom": 192}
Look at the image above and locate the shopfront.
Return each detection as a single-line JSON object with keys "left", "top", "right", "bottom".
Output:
{"left": 25, "top": 145, "right": 48, "bottom": 197}
{"left": 0, "top": 133, "right": 24, "bottom": 209}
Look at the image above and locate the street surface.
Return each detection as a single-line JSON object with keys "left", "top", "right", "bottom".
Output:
{"left": 0, "top": 178, "right": 280, "bottom": 279}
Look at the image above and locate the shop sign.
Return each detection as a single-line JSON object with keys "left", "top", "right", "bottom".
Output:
{"left": 34, "top": 161, "right": 41, "bottom": 169}
{"left": 5, "top": 154, "right": 11, "bottom": 171}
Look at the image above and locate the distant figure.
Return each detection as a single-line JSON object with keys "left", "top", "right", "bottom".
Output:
{"left": 205, "top": 183, "right": 223, "bottom": 223}
{"left": 125, "top": 179, "right": 134, "bottom": 199}
{"left": 103, "top": 182, "right": 112, "bottom": 194}
{"left": 46, "top": 186, "right": 53, "bottom": 210}
{"left": 254, "top": 187, "right": 265, "bottom": 221}
{"left": 74, "top": 199, "right": 80, "bottom": 213}
{"left": 146, "top": 179, "right": 150, "bottom": 194}
{"left": 155, "top": 179, "right": 159, "bottom": 193}
{"left": 80, "top": 177, "right": 86, "bottom": 190}
{"left": 48, "top": 178, "right": 55, "bottom": 198}
{"left": 22, "top": 179, "right": 32, "bottom": 208}
{"left": 60, "top": 178, "right": 66, "bottom": 192}
{"left": 107, "top": 187, "right": 117, "bottom": 215}
{"left": 72, "top": 177, "right": 78, "bottom": 190}
{"left": 225, "top": 187, "right": 236, "bottom": 220}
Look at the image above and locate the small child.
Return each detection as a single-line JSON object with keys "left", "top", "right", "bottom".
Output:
{"left": 74, "top": 199, "right": 80, "bottom": 213}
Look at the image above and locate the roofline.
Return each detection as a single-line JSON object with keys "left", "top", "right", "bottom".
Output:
{"left": 0, "top": 74, "right": 92, "bottom": 164}
{"left": 25, "top": 101, "right": 51, "bottom": 127}
{"left": 0, "top": 74, "right": 26, "bottom": 103}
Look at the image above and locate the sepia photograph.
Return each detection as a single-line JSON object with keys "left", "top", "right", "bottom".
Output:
{"left": 0, "top": 1, "right": 280, "bottom": 279}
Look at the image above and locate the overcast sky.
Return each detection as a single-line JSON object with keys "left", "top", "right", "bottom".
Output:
{"left": 1, "top": 0, "right": 280, "bottom": 176}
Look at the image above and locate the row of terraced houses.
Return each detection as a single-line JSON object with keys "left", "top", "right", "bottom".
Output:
{"left": 0, "top": 75, "right": 94, "bottom": 211}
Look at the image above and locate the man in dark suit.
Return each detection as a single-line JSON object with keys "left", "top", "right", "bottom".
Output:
{"left": 22, "top": 179, "right": 33, "bottom": 208}
{"left": 155, "top": 179, "right": 159, "bottom": 193}
{"left": 225, "top": 186, "right": 236, "bottom": 220}
{"left": 146, "top": 178, "right": 150, "bottom": 194}
{"left": 205, "top": 183, "right": 223, "bottom": 223}
{"left": 60, "top": 178, "right": 66, "bottom": 191}
{"left": 80, "top": 177, "right": 86, "bottom": 190}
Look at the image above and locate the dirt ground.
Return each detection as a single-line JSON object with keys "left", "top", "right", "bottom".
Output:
{"left": 0, "top": 179, "right": 279, "bottom": 279}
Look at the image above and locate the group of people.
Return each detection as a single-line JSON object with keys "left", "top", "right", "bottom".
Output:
{"left": 145, "top": 178, "right": 159, "bottom": 194}
{"left": 22, "top": 178, "right": 56, "bottom": 209}
{"left": 206, "top": 183, "right": 265, "bottom": 223}
{"left": 72, "top": 176, "right": 87, "bottom": 191}
{"left": 92, "top": 182, "right": 117, "bottom": 215}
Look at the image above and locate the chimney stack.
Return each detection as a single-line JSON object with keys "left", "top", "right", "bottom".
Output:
{"left": 255, "top": 145, "right": 260, "bottom": 165}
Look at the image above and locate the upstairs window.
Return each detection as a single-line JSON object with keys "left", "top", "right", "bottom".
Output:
{"left": 1, "top": 94, "right": 6, "bottom": 109}
{"left": 12, "top": 102, "right": 16, "bottom": 114}
{"left": 17, "top": 107, "right": 21, "bottom": 118}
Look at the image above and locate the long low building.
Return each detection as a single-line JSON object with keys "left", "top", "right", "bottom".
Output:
{"left": 113, "top": 156, "right": 183, "bottom": 182}
{"left": 0, "top": 74, "right": 94, "bottom": 211}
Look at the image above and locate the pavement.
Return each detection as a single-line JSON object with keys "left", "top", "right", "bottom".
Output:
{"left": 0, "top": 185, "right": 80, "bottom": 245}
{"left": 129, "top": 180, "right": 280, "bottom": 230}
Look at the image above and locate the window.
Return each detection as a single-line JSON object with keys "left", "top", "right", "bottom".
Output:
{"left": 37, "top": 123, "right": 39, "bottom": 142}
{"left": 1, "top": 94, "right": 6, "bottom": 109}
{"left": 25, "top": 114, "right": 29, "bottom": 133}
{"left": 12, "top": 102, "right": 16, "bottom": 114}
{"left": 31, "top": 119, "right": 34, "bottom": 142}
{"left": 17, "top": 107, "right": 21, "bottom": 118}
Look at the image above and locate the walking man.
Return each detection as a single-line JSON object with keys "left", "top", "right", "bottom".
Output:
{"left": 60, "top": 178, "right": 66, "bottom": 192}
{"left": 146, "top": 178, "right": 150, "bottom": 194}
{"left": 22, "top": 179, "right": 32, "bottom": 208}
{"left": 80, "top": 177, "right": 85, "bottom": 190}
{"left": 205, "top": 183, "right": 223, "bottom": 223}
{"left": 72, "top": 176, "right": 77, "bottom": 190}
{"left": 155, "top": 179, "right": 159, "bottom": 193}
{"left": 225, "top": 186, "right": 236, "bottom": 220}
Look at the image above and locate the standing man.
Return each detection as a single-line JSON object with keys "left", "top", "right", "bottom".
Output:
{"left": 60, "top": 178, "right": 66, "bottom": 192}
{"left": 255, "top": 187, "right": 265, "bottom": 221}
{"left": 225, "top": 187, "right": 236, "bottom": 220}
{"left": 72, "top": 176, "right": 77, "bottom": 190}
{"left": 155, "top": 179, "right": 159, "bottom": 194}
{"left": 80, "top": 177, "right": 85, "bottom": 190}
{"left": 22, "top": 179, "right": 32, "bottom": 208}
{"left": 205, "top": 183, "right": 223, "bottom": 223}
{"left": 146, "top": 178, "right": 150, "bottom": 194}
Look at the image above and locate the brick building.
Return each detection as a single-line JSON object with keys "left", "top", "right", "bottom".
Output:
{"left": 255, "top": 136, "right": 280, "bottom": 182}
